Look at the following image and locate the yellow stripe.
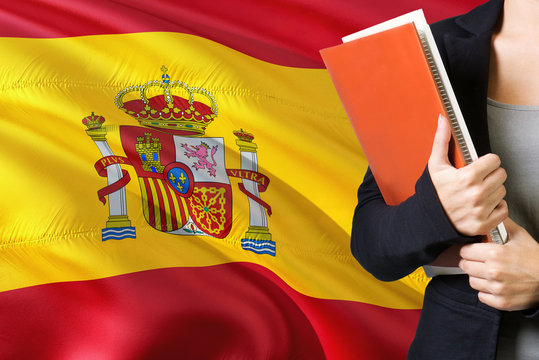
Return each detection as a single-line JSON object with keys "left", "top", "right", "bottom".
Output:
{"left": 138, "top": 178, "right": 150, "bottom": 223}
{"left": 156, "top": 179, "right": 173, "bottom": 231}
{"left": 146, "top": 178, "right": 161, "bottom": 230}
{"left": 0, "top": 32, "right": 427, "bottom": 308}
{"left": 169, "top": 185, "right": 186, "bottom": 228}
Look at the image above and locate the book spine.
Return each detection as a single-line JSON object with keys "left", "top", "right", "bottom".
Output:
{"left": 417, "top": 29, "right": 505, "bottom": 245}
{"left": 417, "top": 30, "right": 472, "bottom": 165}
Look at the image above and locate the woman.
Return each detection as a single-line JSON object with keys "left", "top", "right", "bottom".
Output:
{"left": 351, "top": 0, "right": 539, "bottom": 358}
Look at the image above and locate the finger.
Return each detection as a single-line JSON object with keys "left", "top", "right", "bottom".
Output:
{"left": 477, "top": 292, "right": 515, "bottom": 311}
{"left": 486, "top": 183, "right": 507, "bottom": 206}
{"left": 481, "top": 188, "right": 507, "bottom": 220}
{"left": 460, "top": 243, "right": 495, "bottom": 262}
{"left": 469, "top": 185, "right": 506, "bottom": 223}
{"left": 459, "top": 258, "right": 489, "bottom": 278}
{"left": 486, "top": 200, "right": 509, "bottom": 228}
{"left": 468, "top": 276, "right": 493, "bottom": 293}
{"left": 429, "top": 114, "right": 452, "bottom": 167}
{"left": 466, "top": 153, "right": 502, "bottom": 180}
{"left": 483, "top": 167, "right": 507, "bottom": 194}
{"left": 476, "top": 292, "right": 500, "bottom": 309}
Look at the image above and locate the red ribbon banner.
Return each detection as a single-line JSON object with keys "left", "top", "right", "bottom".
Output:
{"left": 94, "top": 156, "right": 132, "bottom": 205}
{"left": 226, "top": 169, "right": 272, "bottom": 216}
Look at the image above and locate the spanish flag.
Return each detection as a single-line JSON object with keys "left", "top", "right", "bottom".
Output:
{"left": 0, "top": 1, "right": 483, "bottom": 358}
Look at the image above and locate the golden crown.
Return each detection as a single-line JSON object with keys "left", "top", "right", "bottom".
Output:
{"left": 233, "top": 129, "right": 254, "bottom": 142}
{"left": 82, "top": 112, "right": 105, "bottom": 130}
{"left": 115, "top": 66, "right": 218, "bottom": 136}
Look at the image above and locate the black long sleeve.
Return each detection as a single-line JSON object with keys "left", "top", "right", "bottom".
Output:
{"left": 350, "top": 166, "right": 472, "bottom": 281}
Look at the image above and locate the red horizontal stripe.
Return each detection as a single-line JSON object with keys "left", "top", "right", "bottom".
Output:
{"left": 0, "top": 262, "right": 419, "bottom": 359}
{"left": 0, "top": 0, "right": 485, "bottom": 68}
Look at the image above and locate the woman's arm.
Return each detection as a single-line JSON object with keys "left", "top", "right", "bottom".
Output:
{"left": 351, "top": 166, "right": 464, "bottom": 281}
{"left": 351, "top": 115, "right": 508, "bottom": 281}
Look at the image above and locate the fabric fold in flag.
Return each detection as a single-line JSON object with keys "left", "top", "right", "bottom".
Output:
{"left": 0, "top": 262, "right": 422, "bottom": 360}
{"left": 0, "top": 0, "right": 486, "bottom": 68}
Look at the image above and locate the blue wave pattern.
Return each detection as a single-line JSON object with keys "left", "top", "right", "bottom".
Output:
{"left": 241, "top": 239, "right": 276, "bottom": 256}
{"left": 102, "top": 227, "right": 137, "bottom": 241}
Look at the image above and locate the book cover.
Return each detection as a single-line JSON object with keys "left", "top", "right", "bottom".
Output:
{"left": 320, "top": 10, "right": 506, "bottom": 276}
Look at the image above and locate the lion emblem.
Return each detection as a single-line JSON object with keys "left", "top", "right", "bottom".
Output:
{"left": 181, "top": 142, "right": 218, "bottom": 177}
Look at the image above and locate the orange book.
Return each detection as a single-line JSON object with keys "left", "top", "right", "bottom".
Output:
{"left": 320, "top": 10, "right": 506, "bottom": 275}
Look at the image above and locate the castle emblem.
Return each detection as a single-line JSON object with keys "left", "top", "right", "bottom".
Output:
{"left": 83, "top": 66, "right": 274, "bottom": 255}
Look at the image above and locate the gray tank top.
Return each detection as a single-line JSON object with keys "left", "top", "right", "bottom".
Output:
{"left": 487, "top": 98, "right": 539, "bottom": 360}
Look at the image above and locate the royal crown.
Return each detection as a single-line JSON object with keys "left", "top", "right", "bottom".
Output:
{"left": 233, "top": 129, "right": 254, "bottom": 142}
{"left": 82, "top": 112, "right": 105, "bottom": 130}
{"left": 115, "top": 66, "right": 218, "bottom": 136}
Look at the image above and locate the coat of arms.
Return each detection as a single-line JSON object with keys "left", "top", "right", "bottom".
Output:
{"left": 82, "top": 66, "right": 274, "bottom": 255}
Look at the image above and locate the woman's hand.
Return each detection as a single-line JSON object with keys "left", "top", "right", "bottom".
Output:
{"left": 428, "top": 114, "right": 508, "bottom": 236}
{"left": 459, "top": 218, "right": 539, "bottom": 311}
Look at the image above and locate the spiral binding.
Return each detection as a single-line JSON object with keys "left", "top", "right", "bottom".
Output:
{"left": 417, "top": 29, "right": 504, "bottom": 245}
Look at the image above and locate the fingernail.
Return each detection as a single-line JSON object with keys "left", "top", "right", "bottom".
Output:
{"left": 439, "top": 113, "right": 446, "bottom": 122}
